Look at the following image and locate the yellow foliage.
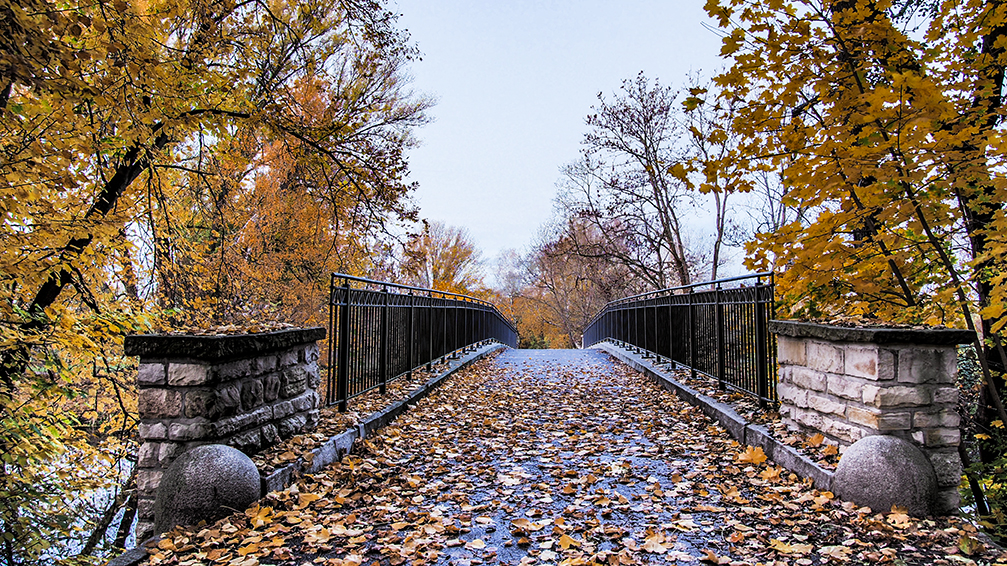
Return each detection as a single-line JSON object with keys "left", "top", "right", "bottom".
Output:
{"left": 0, "top": 0, "right": 428, "bottom": 561}
{"left": 706, "top": 0, "right": 1007, "bottom": 331}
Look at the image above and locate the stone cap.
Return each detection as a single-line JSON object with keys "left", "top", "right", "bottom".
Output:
{"left": 125, "top": 327, "right": 326, "bottom": 362}
{"left": 769, "top": 320, "right": 974, "bottom": 345}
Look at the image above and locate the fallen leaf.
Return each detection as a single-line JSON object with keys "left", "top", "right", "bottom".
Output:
{"left": 737, "top": 445, "right": 768, "bottom": 465}
{"left": 558, "top": 534, "right": 580, "bottom": 549}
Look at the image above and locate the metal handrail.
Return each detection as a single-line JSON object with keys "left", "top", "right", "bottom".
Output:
{"left": 607, "top": 271, "right": 774, "bottom": 305}
{"left": 583, "top": 272, "right": 776, "bottom": 406}
{"left": 331, "top": 272, "right": 501, "bottom": 308}
{"left": 326, "top": 273, "right": 518, "bottom": 411}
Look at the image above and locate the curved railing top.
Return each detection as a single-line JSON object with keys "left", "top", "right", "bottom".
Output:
{"left": 607, "top": 271, "right": 774, "bottom": 306}
{"left": 332, "top": 272, "right": 494, "bottom": 306}
{"left": 330, "top": 272, "right": 517, "bottom": 332}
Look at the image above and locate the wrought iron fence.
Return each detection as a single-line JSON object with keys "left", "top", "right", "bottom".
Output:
{"left": 326, "top": 273, "right": 518, "bottom": 411}
{"left": 583, "top": 272, "right": 776, "bottom": 406}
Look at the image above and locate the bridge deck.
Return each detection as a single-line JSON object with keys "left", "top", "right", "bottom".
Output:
{"left": 147, "top": 349, "right": 979, "bottom": 566}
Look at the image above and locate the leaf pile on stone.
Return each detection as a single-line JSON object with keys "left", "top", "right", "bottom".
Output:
{"left": 805, "top": 316, "right": 950, "bottom": 331}
{"left": 164, "top": 322, "right": 298, "bottom": 336}
{"left": 145, "top": 350, "right": 1004, "bottom": 566}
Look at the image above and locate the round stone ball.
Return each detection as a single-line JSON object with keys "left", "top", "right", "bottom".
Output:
{"left": 832, "top": 434, "right": 937, "bottom": 517}
{"left": 154, "top": 444, "right": 261, "bottom": 533}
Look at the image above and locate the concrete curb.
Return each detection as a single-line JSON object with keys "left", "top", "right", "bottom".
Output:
{"left": 106, "top": 342, "right": 506, "bottom": 566}
{"left": 594, "top": 342, "right": 834, "bottom": 491}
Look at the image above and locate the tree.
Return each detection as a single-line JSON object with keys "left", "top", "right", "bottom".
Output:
{"left": 400, "top": 221, "right": 485, "bottom": 295}
{"left": 707, "top": 0, "right": 1007, "bottom": 325}
{"left": 705, "top": 0, "right": 1007, "bottom": 528}
{"left": 525, "top": 219, "right": 642, "bottom": 347}
{"left": 557, "top": 73, "right": 693, "bottom": 289}
{"left": 0, "top": 0, "right": 428, "bottom": 561}
{"left": 558, "top": 73, "right": 751, "bottom": 291}
{"left": 676, "top": 79, "right": 759, "bottom": 282}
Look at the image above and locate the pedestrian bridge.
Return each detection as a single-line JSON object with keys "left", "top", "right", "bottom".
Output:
{"left": 124, "top": 272, "right": 981, "bottom": 566}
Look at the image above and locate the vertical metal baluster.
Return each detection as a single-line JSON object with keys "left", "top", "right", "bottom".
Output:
{"left": 337, "top": 280, "right": 351, "bottom": 412}
{"left": 427, "top": 293, "right": 434, "bottom": 371}
{"left": 716, "top": 284, "right": 726, "bottom": 390}
{"left": 380, "top": 286, "right": 389, "bottom": 394}
{"left": 668, "top": 296, "right": 676, "bottom": 369}
{"left": 407, "top": 290, "right": 415, "bottom": 378}
{"left": 327, "top": 273, "right": 336, "bottom": 406}
{"left": 688, "top": 289, "right": 696, "bottom": 379}
{"left": 755, "top": 281, "right": 770, "bottom": 408}
{"left": 642, "top": 300, "right": 650, "bottom": 358}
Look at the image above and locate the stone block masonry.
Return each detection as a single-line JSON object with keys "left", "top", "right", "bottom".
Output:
{"left": 125, "top": 327, "right": 326, "bottom": 541}
{"left": 770, "top": 320, "right": 974, "bottom": 515}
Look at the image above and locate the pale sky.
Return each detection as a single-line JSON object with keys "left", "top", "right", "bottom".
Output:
{"left": 393, "top": 0, "right": 728, "bottom": 262}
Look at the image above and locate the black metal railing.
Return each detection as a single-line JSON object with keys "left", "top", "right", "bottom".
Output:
{"left": 583, "top": 272, "right": 776, "bottom": 406}
{"left": 326, "top": 273, "right": 518, "bottom": 411}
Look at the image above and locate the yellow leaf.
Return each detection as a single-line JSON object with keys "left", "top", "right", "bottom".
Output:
{"left": 297, "top": 492, "right": 321, "bottom": 508}
{"left": 558, "top": 534, "right": 580, "bottom": 549}
{"left": 737, "top": 445, "right": 768, "bottom": 465}
{"left": 769, "top": 539, "right": 793, "bottom": 553}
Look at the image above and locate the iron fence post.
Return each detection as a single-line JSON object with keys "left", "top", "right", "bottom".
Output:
{"left": 379, "top": 286, "right": 388, "bottom": 395}
{"left": 327, "top": 273, "right": 336, "bottom": 406}
{"left": 452, "top": 301, "right": 460, "bottom": 358}
{"left": 426, "top": 292, "right": 434, "bottom": 371}
{"left": 653, "top": 299, "right": 661, "bottom": 363}
{"left": 337, "top": 280, "right": 351, "bottom": 412}
{"left": 441, "top": 296, "right": 448, "bottom": 363}
{"left": 716, "top": 284, "right": 726, "bottom": 390}
{"left": 631, "top": 305, "right": 637, "bottom": 352}
{"left": 668, "top": 295, "right": 676, "bottom": 369}
{"left": 407, "top": 290, "right": 415, "bottom": 379}
{"left": 642, "top": 300, "right": 650, "bottom": 358}
{"left": 755, "top": 281, "right": 770, "bottom": 408}
{"left": 688, "top": 289, "right": 696, "bottom": 379}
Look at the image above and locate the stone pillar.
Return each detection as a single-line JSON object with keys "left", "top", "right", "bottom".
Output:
{"left": 125, "top": 327, "right": 325, "bottom": 540}
{"left": 770, "top": 320, "right": 973, "bottom": 514}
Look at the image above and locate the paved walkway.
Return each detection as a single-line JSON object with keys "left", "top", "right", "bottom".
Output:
{"left": 146, "top": 349, "right": 981, "bottom": 566}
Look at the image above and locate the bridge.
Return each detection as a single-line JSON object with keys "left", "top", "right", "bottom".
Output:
{"left": 121, "top": 273, "right": 986, "bottom": 566}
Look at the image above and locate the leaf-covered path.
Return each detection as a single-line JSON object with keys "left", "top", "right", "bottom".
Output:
{"left": 149, "top": 349, "right": 996, "bottom": 566}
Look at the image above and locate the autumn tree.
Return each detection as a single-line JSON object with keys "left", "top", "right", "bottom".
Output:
{"left": 558, "top": 73, "right": 751, "bottom": 291}
{"left": 524, "top": 220, "right": 642, "bottom": 347}
{"left": 676, "top": 80, "right": 752, "bottom": 282}
{"left": 0, "top": 0, "right": 428, "bottom": 561}
{"left": 154, "top": 74, "right": 428, "bottom": 329}
{"left": 705, "top": 0, "right": 1007, "bottom": 526}
{"left": 400, "top": 221, "right": 486, "bottom": 295}
{"left": 555, "top": 74, "right": 693, "bottom": 289}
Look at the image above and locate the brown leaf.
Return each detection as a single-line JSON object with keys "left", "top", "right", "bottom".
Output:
{"left": 464, "top": 538, "right": 486, "bottom": 550}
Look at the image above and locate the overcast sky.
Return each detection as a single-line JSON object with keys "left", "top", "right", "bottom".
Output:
{"left": 393, "top": 0, "right": 728, "bottom": 263}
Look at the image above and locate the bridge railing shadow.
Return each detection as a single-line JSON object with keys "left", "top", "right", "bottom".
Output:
{"left": 583, "top": 272, "right": 777, "bottom": 408}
